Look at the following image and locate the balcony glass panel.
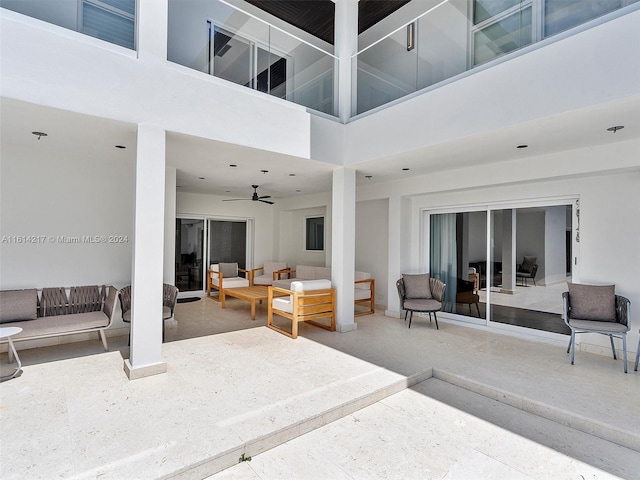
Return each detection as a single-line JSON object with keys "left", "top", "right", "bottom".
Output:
{"left": 353, "top": 0, "right": 638, "bottom": 116}
{"left": 0, "top": 0, "right": 136, "bottom": 50}
{"left": 167, "top": 0, "right": 337, "bottom": 117}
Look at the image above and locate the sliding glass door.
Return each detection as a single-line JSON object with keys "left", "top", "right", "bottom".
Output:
{"left": 427, "top": 201, "right": 575, "bottom": 334}
{"left": 175, "top": 218, "right": 205, "bottom": 293}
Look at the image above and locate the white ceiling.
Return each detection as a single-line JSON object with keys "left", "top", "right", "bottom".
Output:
{"left": 2, "top": 94, "right": 638, "bottom": 200}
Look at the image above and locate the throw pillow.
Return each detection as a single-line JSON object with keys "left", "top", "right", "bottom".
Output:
{"left": 0, "top": 289, "right": 38, "bottom": 323}
{"left": 219, "top": 262, "right": 238, "bottom": 278}
{"left": 402, "top": 274, "right": 432, "bottom": 299}
{"left": 567, "top": 283, "right": 616, "bottom": 321}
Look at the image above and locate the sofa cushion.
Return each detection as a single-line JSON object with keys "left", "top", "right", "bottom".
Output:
{"left": 354, "top": 289, "right": 372, "bottom": 301}
{"left": 568, "top": 283, "right": 616, "bottom": 321}
{"left": 272, "top": 297, "right": 293, "bottom": 314}
{"left": 0, "top": 289, "right": 38, "bottom": 323}
{"left": 219, "top": 277, "right": 249, "bottom": 289}
{"left": 263, "top": 262, "right": 287, "bottom": 277}
{"left": 315, "top": 267, "right": 331, "bottom": 280}
{"left": 354, "top": 271, "right": 372, "bottom": 290}
{"left": 295, "top": 265, "right": 317, "bottom": 280}
{"left": 7, "top": 311, "right": 109, "bottom": 339}
{"left": 219, "top": 262, "right": 238, "bottom": 278}
{"left": 402, "top": 274, "right": 432, "bottom": 299}
{"left": 273, "top": 278, "right": 296, "bottom": 290}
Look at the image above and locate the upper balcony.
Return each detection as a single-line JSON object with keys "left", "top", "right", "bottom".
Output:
{"left": 2, "top": 0, "right": 639, "bottom": 122}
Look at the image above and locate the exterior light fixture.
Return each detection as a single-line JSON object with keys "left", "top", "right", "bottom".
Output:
{"left": 407, "top": 22, "right": 415, "bottom": 51}
{"left": 607, "top": 126, "right": 624, "bottom": 133}
{"left": 32, "top": 131, "right": 48, "bottom": 140}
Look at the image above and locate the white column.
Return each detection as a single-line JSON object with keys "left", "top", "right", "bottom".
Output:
{"left": 331, "top": 167, "right": 356, "bottom": 332}
{"left": 137, "top": 0, "right": 168, "bottom": 61}
{"left": 334, "top": 0, "right": 359, "bottom": 122}
{"left": 124, "top": 123, "right": 167, "bottom": 380}
{"left": 501, "top": 209, "right": 516, "bottom": 294}
{"left": 386, "top": 195, "right": 402, "bottom": 317}
{"left": 164, "top": 166, "right": 176, "bottom": 285}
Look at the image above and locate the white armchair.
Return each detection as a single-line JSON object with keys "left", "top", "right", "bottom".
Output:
{"left": 251, "top": 262, "right": 287, "bottom": 286}
{"left": 207, "top": 263, "right": 249, "bottom": 298}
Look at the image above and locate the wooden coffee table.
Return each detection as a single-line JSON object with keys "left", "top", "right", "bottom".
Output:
{"left": 221, "top": 285, "right": 286, "bottom": 320}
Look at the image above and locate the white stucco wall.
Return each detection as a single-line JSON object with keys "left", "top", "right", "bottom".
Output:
{"left": 0, "top": 139, "right": 134, "bottom": 290}
{"left": 355, "top": 198, "right": 389, "bottom": 308}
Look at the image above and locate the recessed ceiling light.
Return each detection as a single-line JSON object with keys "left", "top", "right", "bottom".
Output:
{"left": 289, "top": 173, "right": 296, "bottom": 176}
{"left": 402, "top": 168, "right": 410, "bottom": 171}
{"left": 225, "top": 190, "right": 231, "bottom": 193}
{"left": 198, "top": 177, "right": 205, "bottom": 180}
{"left": 365, "top": 175, "right": 372, "bottom": 179}
{"left": 607, "top": 126, "right": 624, "bottom": 133}
{"left": 261, "top": 169, "right": 269, "bottom": 174}
{"left": 176, "top": 185, "right": 182, "bottom": 188}
{"left": 229, "top": 164, "right": 237, "bottom": 167}
{"left": 296, "top": 189, "right": 302, "bottom": 192}
{"left": 32, "top": 131, "right": 48, "bottom": 140}
{"left": 516, "top": 145, "right": 528, "bottom": 149}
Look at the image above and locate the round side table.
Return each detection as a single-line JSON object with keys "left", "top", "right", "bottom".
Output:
{"left": 0, "top": 326, "right": 23, "bottom": 380}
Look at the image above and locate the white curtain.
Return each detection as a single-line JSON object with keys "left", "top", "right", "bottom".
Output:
{"left": 429, "top": 213, "right": 457, "bottom": 312}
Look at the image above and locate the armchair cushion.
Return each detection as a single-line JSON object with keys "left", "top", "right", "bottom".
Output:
{"left": 568, "top": 283, "right": 616, "bottom": 321}
{"left": 402, "top": 274, "right": 432, "bottom": 299}
{"left": 219, "top": 262, "right": 238, "bottom": 278}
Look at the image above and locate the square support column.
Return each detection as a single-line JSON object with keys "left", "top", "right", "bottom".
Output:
{"left": 124, "top": 123, "right": 167, "bottom": 380}
{"left": 331, "top": 167, "right": 356, "bottom": 332}
{"left": 137, "top": 0, "right": 168, "bottom": 62}
{"left": 335, "top": 0, "right": 358, "bottom": 122}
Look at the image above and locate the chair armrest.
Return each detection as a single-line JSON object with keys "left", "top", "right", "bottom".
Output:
{"left": 355, "top": 278, "right": 374, "bottom": 288}
{"left": 275, "top": 268, "right": 295, "bottom": 280}
{"left": 429, "top": 278, "right": 446, "bottom": 303}
{"left": 615, "top": 295, "right": 631, "bottom": 328}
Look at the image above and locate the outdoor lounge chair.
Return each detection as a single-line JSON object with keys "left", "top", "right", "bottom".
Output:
{"left": 562, "top": 283, "right": 631, "bottom": 373}
{"left": 396, "top": 274, "right": 446, "bottom": 329}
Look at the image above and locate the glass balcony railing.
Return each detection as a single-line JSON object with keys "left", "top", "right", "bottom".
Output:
{"left": 353, "top": 0, "right": 639, "bottom": 116}
{"left": 0, "top": 0, "right": 136, "bottom": 50}
{"left": 168, "top": 0, "right": 338, "bottom": 117}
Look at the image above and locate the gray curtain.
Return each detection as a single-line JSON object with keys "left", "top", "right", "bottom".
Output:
{"left": 430, "top": 213, "right": 457, "bottom": 312}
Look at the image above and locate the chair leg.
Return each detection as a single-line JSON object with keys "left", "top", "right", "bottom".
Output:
{"left": 404, "top": 310, "right": 408, "bottom": 322}
{"left": 429, "top": 312, "right": 432, "bottom": 323}
{"left": 622, "top": 335, "right": 627, "bottom": 374}
{"left": 635, "top": 339, "right": 639, "bottom": 372}
{"left": 433, "top": 312, "right": 439, "bottom": 330}
{"left": 609, "top": 335, "right": 617, "bottom": 360}
{"left": 570, "top": 330, "right": 576, "bottom": 365}
{"left": 475, "top": 303, "right": 481, "bottom": 317}
{"left": 566, "top": 336, "right": 572, "bottom": 353}
{"left": 408, "top": 311, "right": 413, "bottom": 329}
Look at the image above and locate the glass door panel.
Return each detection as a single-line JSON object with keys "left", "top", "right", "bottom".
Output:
{"left": 488, "top": 206, "right": 572, "bottom": 334}
{"left": 208, "top": 220, "right": 247, "bottom": 272}
{"left": 430, "top": 211, "right": 487, "bottom": 320}
{"left": 175, "top": 218, "right": 205, "bottom": 293}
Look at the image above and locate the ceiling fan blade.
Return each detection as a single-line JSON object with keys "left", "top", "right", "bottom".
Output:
{"left": 222, "top": 198, "right": 250, "bottom": 202}
{"left": 258, "top": 195, "right": 271, "bottom": 199}
{"left": 259, "top": 199, "right": 275, "bottom": 205}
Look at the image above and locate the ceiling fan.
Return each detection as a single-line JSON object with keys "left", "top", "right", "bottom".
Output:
{"left": 222, "top": 185, "right": 274, "bottom": 205}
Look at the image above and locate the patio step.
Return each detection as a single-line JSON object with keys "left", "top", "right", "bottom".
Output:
{"left": 432, "top": 369, "right": 640, "bottom": 452}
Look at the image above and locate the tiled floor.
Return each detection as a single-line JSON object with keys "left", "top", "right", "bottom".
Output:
{"left": 1, "top": 295, "right": 639, "bottom": 479}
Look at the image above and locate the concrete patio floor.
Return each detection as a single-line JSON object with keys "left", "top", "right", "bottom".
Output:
{"left": 1, "top": 296, "right": 639, "bottom": 479}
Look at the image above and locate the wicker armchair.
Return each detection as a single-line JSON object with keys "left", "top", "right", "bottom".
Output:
{"left": 396, "top": 274, "right": 446, "bottom": 329}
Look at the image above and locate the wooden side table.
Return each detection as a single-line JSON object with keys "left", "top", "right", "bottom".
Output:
{"left": 0, "top": 326, "right": 23, "bottom": 380}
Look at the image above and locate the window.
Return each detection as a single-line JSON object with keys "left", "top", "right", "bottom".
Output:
{"left": 82, "top": 0, "right": 135, "bottom": 50}
{"left": 471, "top": 0, "right": 637, "bottom": 66}
{"left": 305, "top": 216, "right": 324, "bottom": 251}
